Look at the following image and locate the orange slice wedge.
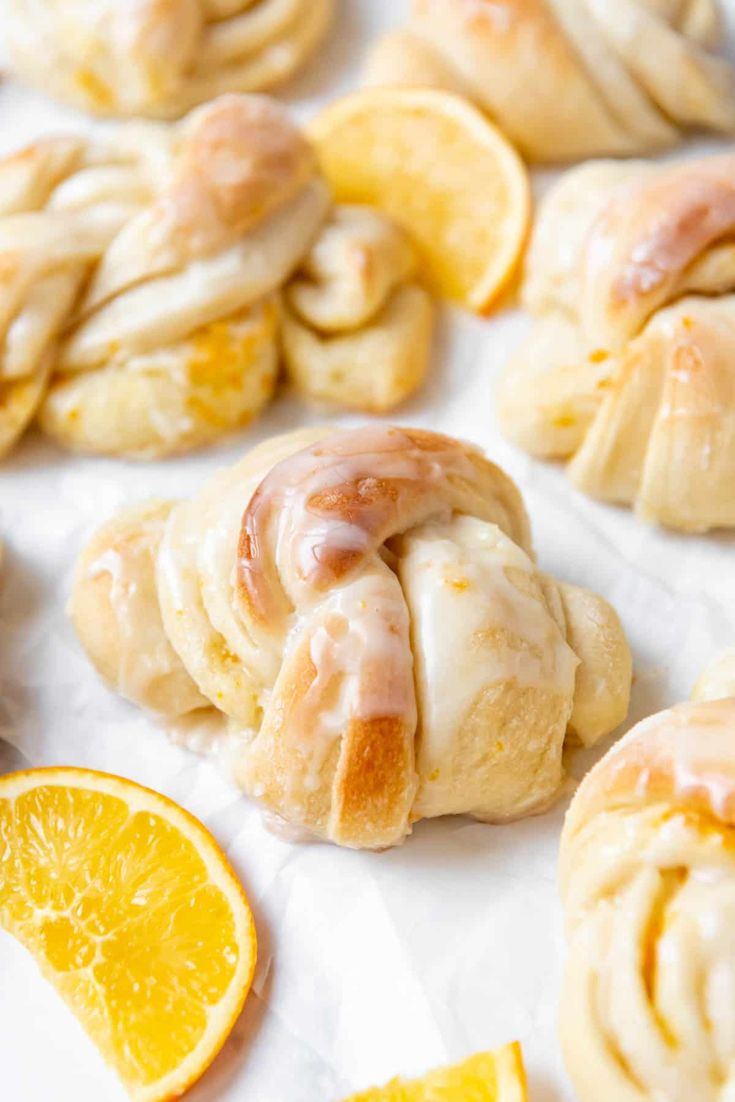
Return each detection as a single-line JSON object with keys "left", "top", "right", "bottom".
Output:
{"left": 0, "top": 767, "right": 256, "bottom": 1102}
{"left": 341, "top": 1043, "right": 528, "bottom": 1101}
{"left": 309, "top": 89, "right": 530, "bottom": 313}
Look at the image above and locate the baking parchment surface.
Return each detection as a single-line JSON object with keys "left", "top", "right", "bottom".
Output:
{"left": 1, "top": 3, "right": 734, "bottom": 1099}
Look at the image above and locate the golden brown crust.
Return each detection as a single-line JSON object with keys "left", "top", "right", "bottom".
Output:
{"left": 332, "top": 716, "right": 417, "bottom": 848}
{"left": 163, "top": 95, "right": 317, "bottom": 258}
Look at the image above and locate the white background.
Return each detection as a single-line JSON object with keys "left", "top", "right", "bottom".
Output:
{"left": 1, "top": 2, "right": 735, "bottom": 1099}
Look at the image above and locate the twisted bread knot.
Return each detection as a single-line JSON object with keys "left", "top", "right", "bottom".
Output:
{"left": 5, "top": 0, "right": 335, "bottom": 118}
{"left": 498, "top": 154, "right": 735, "bottom": 531}
{"left": 364, "top": 0, "right": 735, "bottom": 162}
{"left": 282, "top": 205, "right": 435, "bottom": 411}
{"left": 561, "top": 698, "right": 735, "bottom": 1102}
{"left": 71, "top": 425, "right": 631, "bottom": 849}
{"left": 0, "top": 95, "right": 330, "bottom": 459}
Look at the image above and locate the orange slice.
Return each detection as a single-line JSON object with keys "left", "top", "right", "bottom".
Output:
{"left": 309, "top": 89, "right": 530, "bottom": 313}
{"left": 341, "top": 1043, "right": 528, "bottom": 1101}
{"left": 0, "top": 767, "right": 256, "bottom": 1102}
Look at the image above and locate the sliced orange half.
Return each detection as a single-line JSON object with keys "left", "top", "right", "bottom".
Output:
{"left": 0, "top": 767, "right": 257, "bottom": 1102}
{"left": 309, "top": 89, "right": 530, "bottom": 313}
{"left": 341, "top": 1043, "right": 528, "bottom": 1101}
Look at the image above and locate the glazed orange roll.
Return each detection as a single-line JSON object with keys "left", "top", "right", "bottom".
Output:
{"left": 561, "top": 697, "right": 735, "bottom": 1101}
{"left": 71, "top": 425, "right": 631, "bottom": 848}
{"left": 498, "top": 154, "right": 735, "bottom": 531}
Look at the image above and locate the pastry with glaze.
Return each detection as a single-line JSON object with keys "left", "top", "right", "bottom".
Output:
{"left": 4, "top": 0, "right": 335, "bottom": 119}
{"left": 560, "top": 697, "right": 735, "bottom": 1102}
{"left": 0, "top": 95, "right": 435, "bottom": 460}
{"left": 1, "top": 95, "right": 329, "bottom": 459}
{"left": 364, "top": 0, "right": 735, "bottom": 162}
{"left": 497, "top": 155, "right": 735, "bottom": 531}
{"left": 70, "top": 424, "right": 632, "bottom": 849}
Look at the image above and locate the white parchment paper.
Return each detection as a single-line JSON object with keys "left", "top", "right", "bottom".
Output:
{"left": 1, "top": 3, "right": 734, "bottom": 1099}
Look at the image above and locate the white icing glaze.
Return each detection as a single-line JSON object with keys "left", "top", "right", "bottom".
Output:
{"left": 606, "top": 703, "right": 735, "bottom": 822}
{"left": 238, "top": 425, "right": 485, "bottom": 622}
{"left": 287, "top": 566, "right": 416, "bottom": 794}
{"left": 398, "top": 516, "right": 578, "bottom": 765}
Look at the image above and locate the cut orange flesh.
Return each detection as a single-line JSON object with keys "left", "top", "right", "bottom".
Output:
{"left": 341, "top": 1042, "right": 528, "bottom": 1101}
{"left": 309, "top": 89, "right": 531, "bottom": 313}
{"left": 0, "top": 767, "right": 256, "bottom": 1102}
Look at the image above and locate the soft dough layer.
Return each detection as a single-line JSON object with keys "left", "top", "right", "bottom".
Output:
{"left": 72, "top": 425, "right": 632, "bottom": 849}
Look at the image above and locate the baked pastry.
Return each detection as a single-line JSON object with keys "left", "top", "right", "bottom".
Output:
{"left": 39, "top": 95, "right": 330, "bottom": 458}
{"left": 693, "top": 650, "right": 735, "bottom": 702}
{"left": 560, "top": 697, "right": 735, "bottom": 1102}
{"left": 4, "top": 0, "right": 335, "bottom": 119}
{"left": 364, "top": 0, "right": 735, "bottom": 162}
{"left": 0, "top": 95, "right": 329, "bottom": 459}
{"left": 497, "top": 155, "right": 735, "bottom": 531}
{"left": 0, "top": 97, "right": 437, "bottom": 459}
{"left": 282, "top": 206, "right": 435, "bottom": 411}
{"left": 71, "top": 424, "right": 632, "bottom": 849}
